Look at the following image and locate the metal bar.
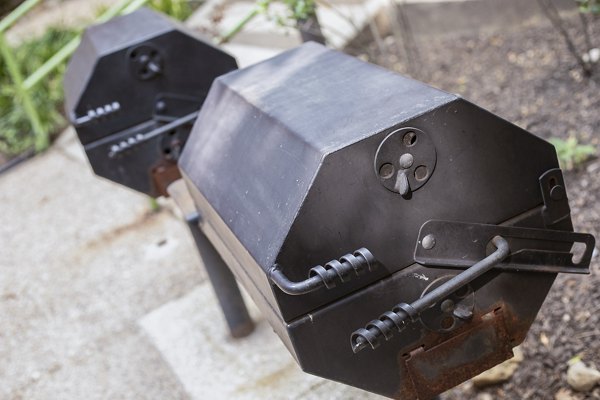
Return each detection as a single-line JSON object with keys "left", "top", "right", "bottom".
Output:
{"left": 0, "top": 0, "right": 43, "bottom": 33}
{"left": 410, "top": 236, "right": 510, "bottom": 314}
{"left": 186, "top": 212, "right": 255, "bottom": 338}
{"left": 350, "top": 236, "right": 510, "bottom": 353}
{"left": 96, "top": 0, "right": 141, "bottom": 22}
{"left": 218, "top": 7, "right": 260, "bottom": 44}
{"left": 105, "top": 111, "right": 199, "bottom": 157}
{"left": 269, "top": 269, "right": 325, "bottom": 295}
{"left": 297, "top": 15, "right": 326, "bottom": 45}
{"left": 23, "top": 36, "right": 80, "bottom": 90}
{"left": 0, "top": 31, "right": 47, "bottom": 150}
{"left": 121, "top": 0, "right": 152, "bottom": 14}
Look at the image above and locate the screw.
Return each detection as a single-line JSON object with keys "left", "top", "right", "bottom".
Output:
{"left": 155, "top": 101, "right": 167, "bottom": 112}
{"left": 399, "top": 153, "right": 414, "bottom": 169}
{"left": 422, "top": 234, "right": 436, "bottom": 250}
{"left": 441, "top": 299, "right": 455, "bottom": 313}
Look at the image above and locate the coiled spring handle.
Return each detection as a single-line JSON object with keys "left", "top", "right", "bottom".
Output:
{"left": 269, "top": 248, "right": 377, "bottom": 295}
{"left": 350, "top": 236, "right": 510, "bottom": 353}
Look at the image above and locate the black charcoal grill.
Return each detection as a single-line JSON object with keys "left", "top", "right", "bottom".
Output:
{"left": 64, "top": 9, "right": 256, "bottom": 339}
{"left": 178, "top": 42, "right": 595, "bottom": 399}
{"left": 64, "top": 7, "right": 237, "bottom": 197}
{"left": 64, "top": 16, "right": 595, "bottom": 397}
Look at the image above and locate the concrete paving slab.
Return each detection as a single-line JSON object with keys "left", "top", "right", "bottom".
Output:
{"left": 53, "top": 126, "right": 89, "bottom": 165}
{"left": 11, "top": 325, "right": 189, "bottom": 400}
{"left": 223, "top": 43, "right": 283, "bottom": 68}
{"left": 140, "top": 284, "right": 385, "bottom": 400}
{"left": 5, "top": 0, "right": 121, "bottom": 45}
{"left": 0, "top": 135, "right": 202, "bottom": 399}
{"left": 187, "top": 0, "right": 386, "bottom": 52}
{"left": 317, "top": 0, "right": 387, "bottom": 48}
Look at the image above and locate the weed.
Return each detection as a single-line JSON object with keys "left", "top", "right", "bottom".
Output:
{"left": 149, "top": 0, "right": 197, "bottom": 21}
{"left": 549, "top": 137, "right": 596, "bottom": 170}
{"left": 577, "top": 0, "right": 600, "bottom": 14}
{"left": 0, "top": 27, "right": 77, "bottom": 155}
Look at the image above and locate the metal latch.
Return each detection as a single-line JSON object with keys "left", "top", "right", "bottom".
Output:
{"left": 349, "top": 220, "right": 594, "bottom": 353}
{"left": 415, "top": 220, "right": 594, "bottom": 274}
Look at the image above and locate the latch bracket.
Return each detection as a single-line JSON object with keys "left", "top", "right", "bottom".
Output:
{"left": 414, "top": 220, "right": 594, "bottom": 274}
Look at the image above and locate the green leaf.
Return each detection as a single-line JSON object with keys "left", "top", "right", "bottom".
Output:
{"left": 549, "top": 137, "right": 597, "bottom": 170}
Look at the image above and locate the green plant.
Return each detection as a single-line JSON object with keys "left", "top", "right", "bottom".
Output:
{"left": 220, "top": 0, "right": 321, "bottom": 43}
{"left": 280, "top": 0, "right": 317, "bottom": 23}
{"left": 148, "top": 0, "right": 197, "bottom": 21}
{"left": 0, "top": 2, "right": 199, "bottom": 157}
{"left": 148, "top": 196, "right": 161, "bottom": 212}
{"left": 0, "top": 27, "right": 77, "bottom": 155}
{"left": 549, "top": 137, "right": 596, "bottom": 170}
{"left": 577, "top": 0, "right": 600, "bottom": 13}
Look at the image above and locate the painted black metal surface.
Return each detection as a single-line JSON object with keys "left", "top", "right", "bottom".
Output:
{"left": 180, "top": 42, "right": 560, "bottom": 321}
{"left": 180, "top": 42, "right": 594, "bottom": 399}
{"left": 64, "top": 7, "right": 237, "bottom": 197}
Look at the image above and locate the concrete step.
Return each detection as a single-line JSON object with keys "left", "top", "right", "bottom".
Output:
{"left": 139, "top": 284, "right": 385, "bottom": 399}
{"left": 222, "top": 42, "right": 282, "bottom": 68}
{"left": 187, "top": 0, "right": 388, "bottom": 51}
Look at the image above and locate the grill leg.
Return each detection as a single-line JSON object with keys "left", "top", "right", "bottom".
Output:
{"left": 186, "top": 212, "right": 255, "bottom": 338}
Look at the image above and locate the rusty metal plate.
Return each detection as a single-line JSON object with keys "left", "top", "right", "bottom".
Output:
{"left": 151, "top": 161, "right": 182, "bottom": 197}
{"left": 404, "top": 308, "right": 513, "bottom": 400}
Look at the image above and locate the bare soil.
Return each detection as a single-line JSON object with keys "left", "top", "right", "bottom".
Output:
{"left": 348, "top": 12, "right": 600, "bottom": 400}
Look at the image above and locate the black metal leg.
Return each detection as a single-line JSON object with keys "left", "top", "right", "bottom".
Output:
{"left": 186, "top": 212, "right": 254, "bottom": 338}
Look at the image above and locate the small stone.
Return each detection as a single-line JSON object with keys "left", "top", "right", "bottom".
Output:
{"left": 472, "top": 346, "right": 523, "bottom": 387}
{"left": 567, "top": 361, "right": 600, "bottom": 392}
{"left": 477, "top": 393, "right": 493, "bottom": 400}
{"left": 591, "top": 48, "right": 600, "bottom": 63}
{"left": 540, "top": 332, "right": 550, "bottom": 347}
{"left": 582, "top": 48, "right": 600, "bottom": 64}
{"left": 512, "top": 346, "right": 524, "bottom": 362}
{"left": 555, "top": 388, "right": 576, "bottom": 400}
{"left": 586, "top": 161, "right": 600, "bottom": 174}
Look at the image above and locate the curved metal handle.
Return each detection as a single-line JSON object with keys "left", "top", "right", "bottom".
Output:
{"left": 269, "top": 248, "right": 377, "bottom": 295}
{"left": 350, "top": 236, "right": 510, "bottom": 353}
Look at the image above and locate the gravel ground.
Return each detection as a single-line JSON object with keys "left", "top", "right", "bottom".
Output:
{"left": 348, "top": 12, "right": 600, "bottom": 400}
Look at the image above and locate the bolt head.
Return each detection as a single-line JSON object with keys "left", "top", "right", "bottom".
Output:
{"left": 422, "top": 234, "right": 436, "bottom": 250}
{"left": 441, "top": 299, "right": 455, "bottom": 313}
{"left": 399, "top": 153, "right": 414, "bottom": 169}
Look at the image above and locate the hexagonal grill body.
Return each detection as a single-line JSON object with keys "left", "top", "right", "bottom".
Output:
{"left": 179, "top": 43, "right": 594, "bottom": 399}
{"left": 64, "top": 8, "right": 237, "bottom": 196}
